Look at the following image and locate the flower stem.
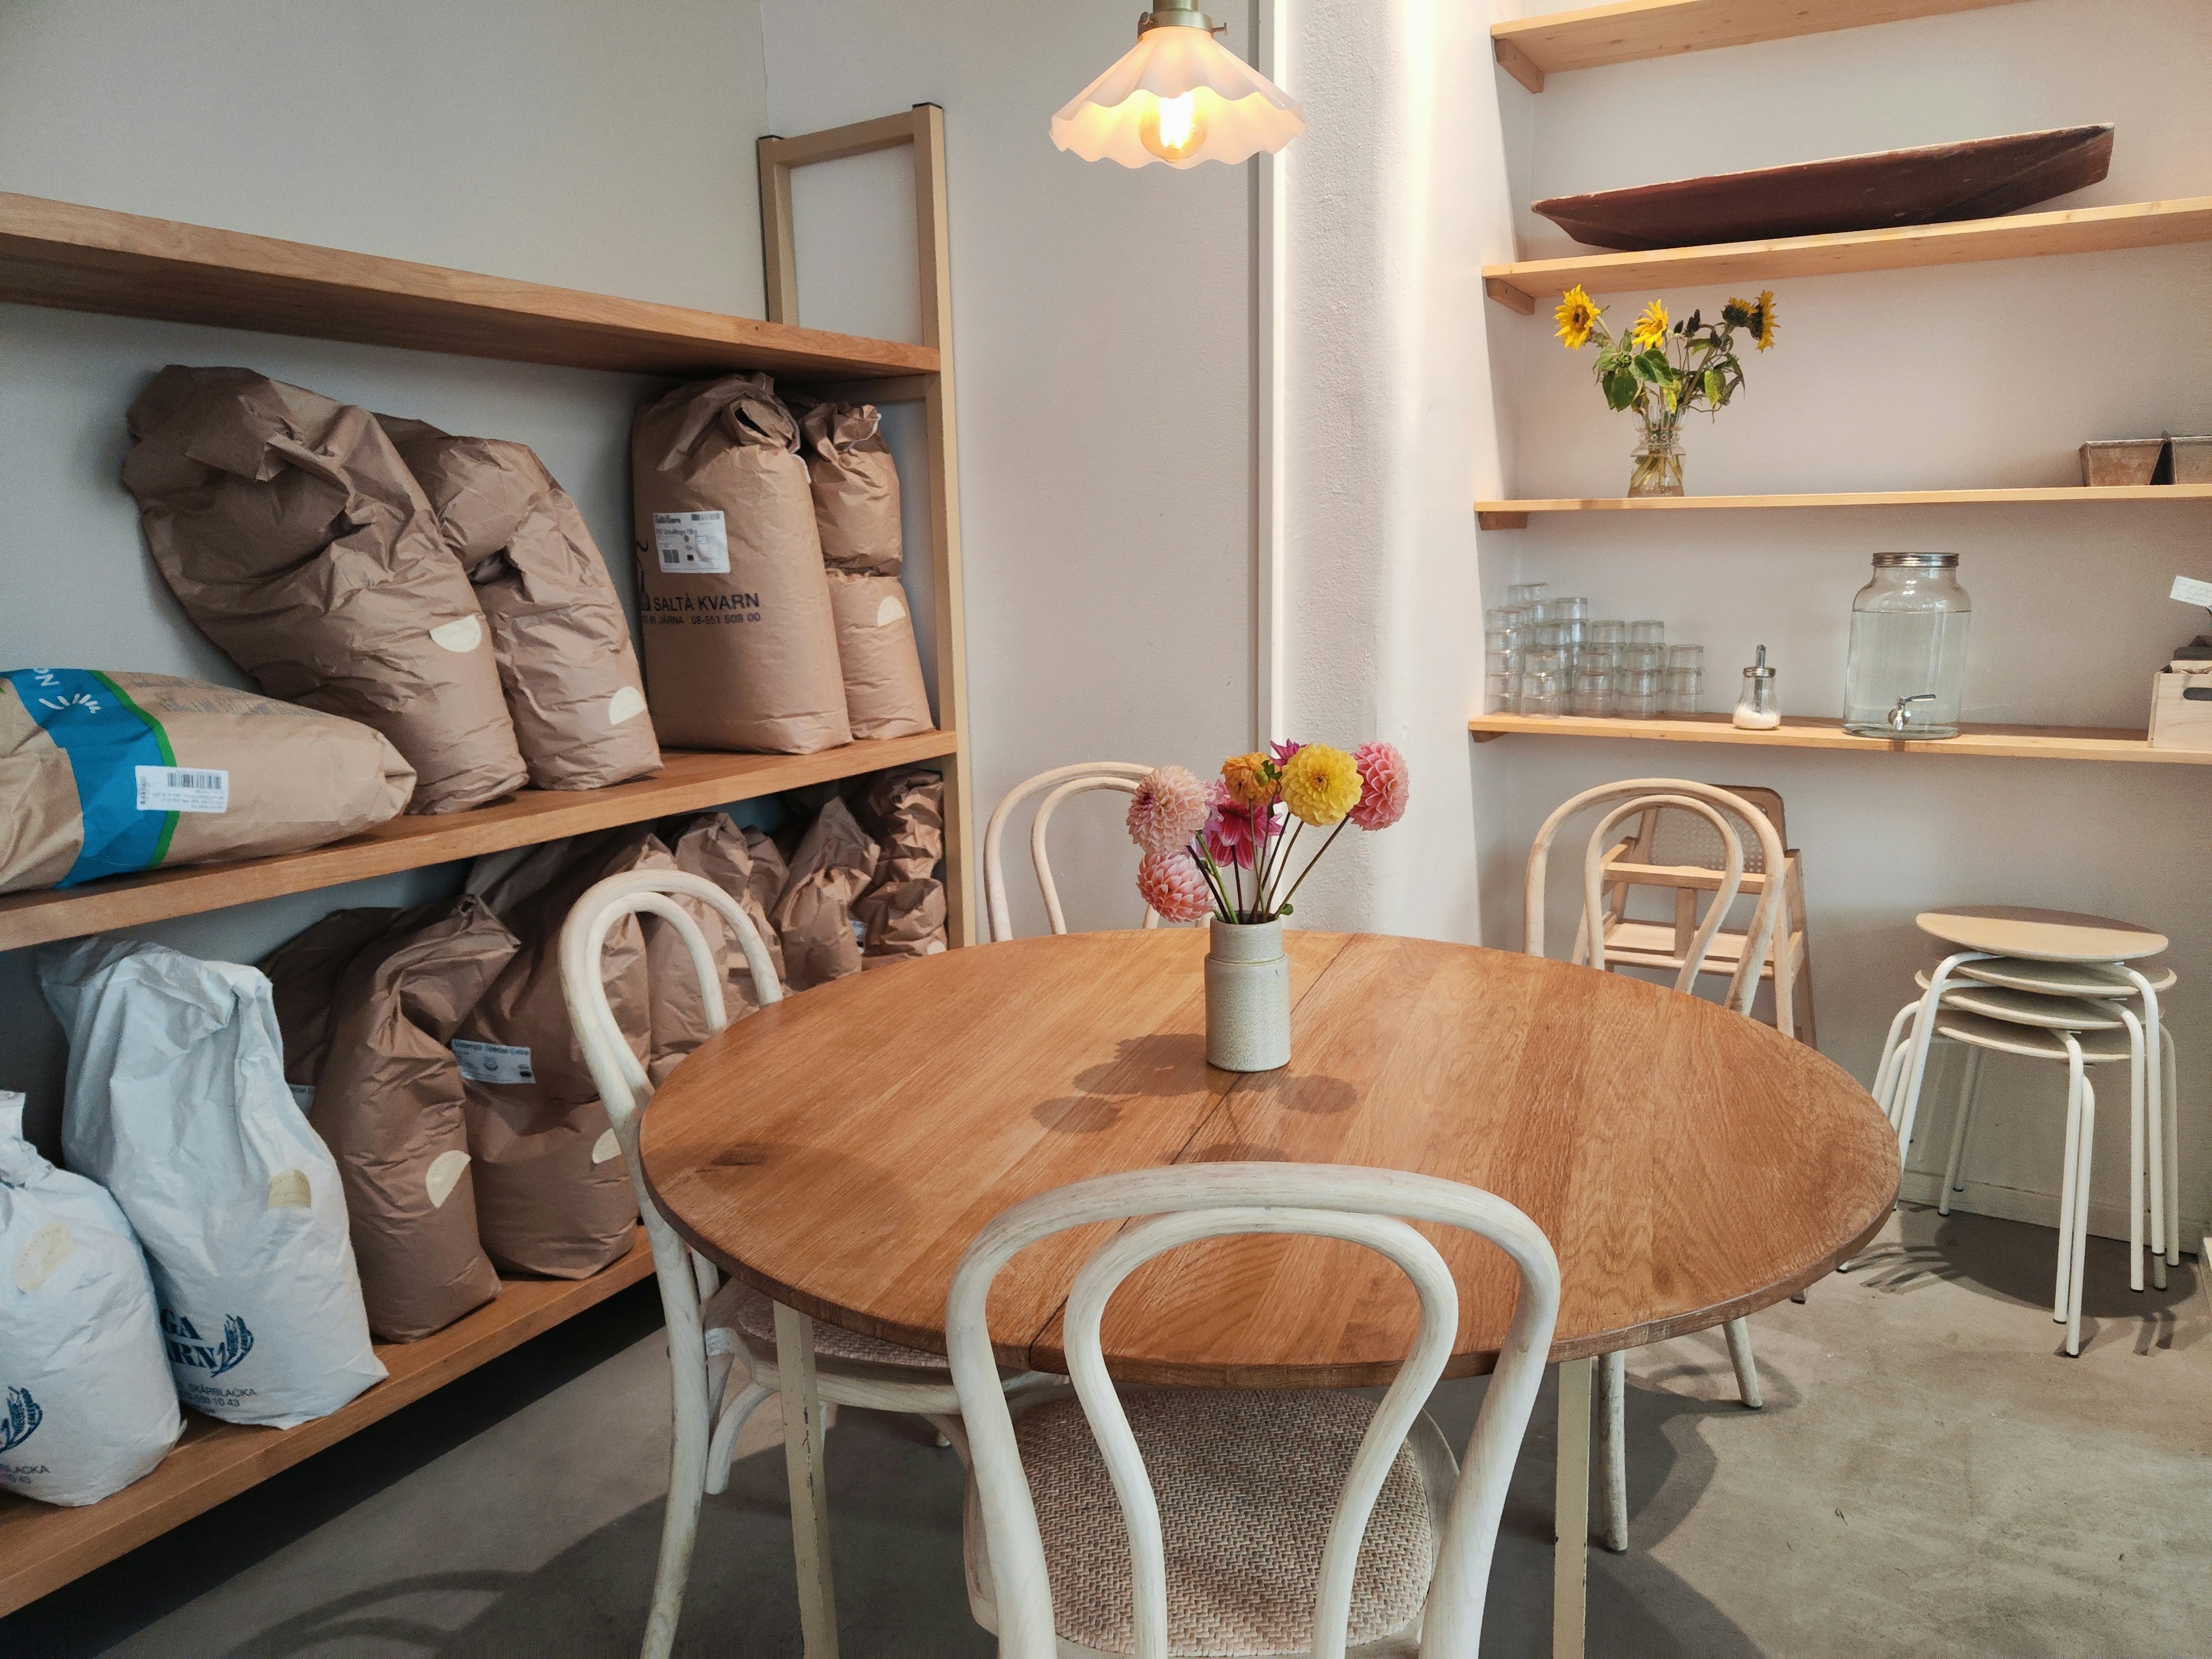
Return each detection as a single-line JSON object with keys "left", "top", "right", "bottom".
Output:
{"left": 1263, "top": 818, "right": 1304, "bottom": 915}
{"left": 1274, "top": 818, "right": 1350, "bottom": 915}
{"left": 1192, "top": 842, "right": 1234, "bottom": 923}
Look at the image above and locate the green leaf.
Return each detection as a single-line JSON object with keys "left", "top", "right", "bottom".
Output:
{"left": 1603, "top": 371, "right": 1639, "bottom": 411}
{"left": 1704, "top": 368, "right": 1724, "bottom": 405}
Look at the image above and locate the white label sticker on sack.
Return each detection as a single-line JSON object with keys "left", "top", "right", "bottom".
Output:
{"left": 425, "top": 1149, "right": 471, "bottom": 1209}
{"left": 874, "top": 593, "right": 907, "bottom": 626}
{"left": 2172, "top": 574, "right": 2212, "bottom": 608}
{"left": 267, "top": 1169, "right": 313, "bottom": 1211}
{"left": 654, "top": 510, "right": 730, "bottom": 574}
{"left": 453, "top": 1039, "right": 534, "bottom": 1085}
{"left": 14, "top": 1221, "right": 75, "bottom": 1293}
{"left": 135, "top": 766, "right": 229, "bottom": 813}
{"left": 590, "top": 1128, "right": 620, "bottom": 1164}
{"left": 607, "top": 684, "right": 648, "bottom": 726}
{"left": 430, "top": 615, "right": 484, "bottom": 653}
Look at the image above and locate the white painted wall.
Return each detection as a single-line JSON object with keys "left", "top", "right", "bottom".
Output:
{"left": 0, "top": 0, "right": 771, "bottom": 1147}
{"left": 1478, "top": 0, "right": 2212, "bottom": 1239}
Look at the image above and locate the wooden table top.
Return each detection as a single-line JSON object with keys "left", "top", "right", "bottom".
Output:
{"left": 640, "top": 930, "right": 1897, "bottom": 1387}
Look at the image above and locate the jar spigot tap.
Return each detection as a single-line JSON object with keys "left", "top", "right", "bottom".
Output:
{"left": 1885, "top": 693, "right": 1936, "bottom": 732}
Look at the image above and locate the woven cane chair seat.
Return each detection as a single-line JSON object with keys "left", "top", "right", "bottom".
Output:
{"left": 705, "top": 1278, "right": 953, "bottom": 1373}
{"left": 967, "top": 1388, "right": 1442, "bottom": 1657}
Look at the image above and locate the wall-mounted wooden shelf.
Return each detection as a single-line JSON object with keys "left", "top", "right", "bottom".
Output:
{"left": 0, "top": 192, "right": 935, "bottom": 379}
{"left": 1475, "top": 483, "right": 2212, "bottom": 528}
{"left": 1492, "top": 0, "right": 2027, "bottom": 92}
{"left": 1468, "top": 713, "right": 2211, "bottom": 764}
{"left": 0, "top": 731, "right": 959, "bottom": 953}
{"left": 0, "top": 1235, "right": 653, "bottom": 1617}
{"left": 1480, "top": 197, "right": 2212, "bottom": 311}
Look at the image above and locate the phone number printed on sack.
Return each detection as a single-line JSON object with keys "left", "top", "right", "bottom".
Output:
{"left": 654, "top": 511, "right": 730, "bottom": 574}
{"left": 452, "top": 1039, "right": 535, "bottom": 1085}
{"left": 135, "top": 766, "right": 229, "bottom": 813}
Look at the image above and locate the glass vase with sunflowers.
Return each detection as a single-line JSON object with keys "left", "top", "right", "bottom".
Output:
{"left": 1552, "top": 285, "right": 1778, "bottom": 498}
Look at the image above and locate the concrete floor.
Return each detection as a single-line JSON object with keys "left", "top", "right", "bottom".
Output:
{"left": 6, "top": 1205, "right": 2206, "bottom": 1658}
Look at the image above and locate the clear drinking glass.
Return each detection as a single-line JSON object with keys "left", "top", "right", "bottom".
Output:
{"left": 1590, "top": 620, "right": 1627, "bottom": 649}
{"left": 1616, "top": 671, "right": 1661, "bottom": 719}
{"left": 1517, "top": 651, "right": 1565, "bottom": 717}
{"left": 1507, "top": 582, "right": 1548, "bottom": 608}
{"left": 1664, "top": 645, "right": 1704, "bottom": 672}
{"left": 1629, "top": 620, "right": 1666, "bottom": 646}
{"left": 1485, "top": 672, "right": 1515, "bottom": 711}
{"left": 1484, "top": 629, "right": 1514, "bottom": 654}
{"left": 1843, "top": 553, "right": 1972, "bottom": 738}
{"left": 1661, "top": 668, "right": 1703, "bottom": 715}
{"left": 1570, "top": 671, "right": 1613, "bottom": 717}
{"left": 1485, "top": 649, "right": 1518, "bottom": 676}
{"left": 1554, "top": 596, "right": 1590, "bottom": 622}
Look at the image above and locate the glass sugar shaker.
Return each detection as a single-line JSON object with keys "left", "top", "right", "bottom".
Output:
{"left": 1843, "top": 552, "right": 1972, "bottom": 739}
{"left": 1733, "top": 644, "right": 1780, "bottom": 730}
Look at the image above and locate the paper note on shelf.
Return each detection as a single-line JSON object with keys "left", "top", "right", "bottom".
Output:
{"left": 2171, "top": 574, "right": 2212, "bottom": 609}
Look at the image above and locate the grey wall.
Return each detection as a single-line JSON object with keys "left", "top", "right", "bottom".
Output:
{"left": 0, "top": 0, "right": 771, "bottom": 1148}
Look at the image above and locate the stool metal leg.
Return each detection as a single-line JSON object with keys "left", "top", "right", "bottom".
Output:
{"left": 2067, "top": 1069, "right": 2097, "bottom": 1357}
{"left": 2116, "top": 1007, "right": 2146, "bottom": 1293}
{"left": 2161, "top": 1022, "right": 2180, "bottom": 1271}
{"left": 2054, "top": 1040, "right": 2088, "bottom": 1328}
{"left": 1940, "top": 1047, "right": 1985, "bottom": 1215}
{"left": 1896, "top": 953, "right": 1995, "bottom": 1155}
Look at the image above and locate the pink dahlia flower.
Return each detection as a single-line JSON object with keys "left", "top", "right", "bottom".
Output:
{"left": 1137, "top": 848, "right": 1217, "bottom": 923}
{"left": 1202, "top": 780, "right": 1281, "bottom": 870}
{"left": 1268, "top": 739, "right": 1303, "bottom": 764}
{"left": 1125, "top": 764, "right": 1210, "bottom": 855}
{"left": 1350, "top": 741, "right": 1410, "bottom": 831}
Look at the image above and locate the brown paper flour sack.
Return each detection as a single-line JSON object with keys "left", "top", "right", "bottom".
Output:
{"left": 262, "top": 906, "right": 408, "bottom": 1092}
{"left": 123, "top": 368, "right": 526, "bottom": 813}
{"left": 646, "top": 814, "right": 787, "bottom": 1085}
{"left": 313, "top": 897, "right": 517, "bottom": 1340}
{"left": 459, "top": 830, "right": 668, "bottom": 1277}
{"left": 772, "top": 798, "right": 880, "bottom": 990}
{"left": 631, "top": 375, "right": 850, "bottom": 754}
{"left": 855, "top": 768, "right": 948, "bottom": 966}
{"left": 0, "top": 671, "right": 414, "bottom": 897}
{"left": 381, "top": 421, "right": 661, "bottom": 791}
{"left": 801, "top": 403, "right": 934, "bottom": 741}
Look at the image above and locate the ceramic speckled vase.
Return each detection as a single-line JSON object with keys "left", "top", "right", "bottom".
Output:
{"left": 1205, "top": 918, "right": 1290, "bottom": 1071}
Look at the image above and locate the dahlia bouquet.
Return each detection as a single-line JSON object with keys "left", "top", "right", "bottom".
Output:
{"left": 1124, "top": 741, "right": 1409, "bottom": 925}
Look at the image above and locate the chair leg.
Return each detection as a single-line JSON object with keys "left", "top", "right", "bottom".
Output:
{"left": 1596, "top": 1351, "right": 1627, "bottom": 1552}
{"left": 2067, "top": 1075, "right": 2098, "bottom": 1357}
{"left": 2054, "top": 1046, "right": 2087, "bottom": 1328}
{"left": 1940, "top": 1047, "right": 1985, "bottom": 1216}
{"left": 775, "top": 1303, "right": 840, "bottom": 1659}
{"left": 1723, "top": 1318, "right": 1762, "bottom": 1410}
{"left": 1793, "top": 938, "right": 1817, "bottom": 1050}
{"left": 704, "top": 1380, "right": 774, "bottom": 1497}
{"left": 1553, "top": 1357, "right": 1593, "bottom": 1658}
{"left": 643, "top": 1367, "right": 714, "bottom": 1659}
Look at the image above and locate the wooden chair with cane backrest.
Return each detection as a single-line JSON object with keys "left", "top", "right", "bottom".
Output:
{"left": 946, "top": 1163, "right": 1561, "bottom": 1659}
{"left": 1583, "top": 785, "right": 1816, "bottom": 1046}
{"left": 984, "top": 762, "right": 1164, "bottom": 941}
{"left": 1523, "top": 780, "right": 1789, "bottom": 1556}
{"left": 559, "top": 869, "right": 1049, "bottom": 1659}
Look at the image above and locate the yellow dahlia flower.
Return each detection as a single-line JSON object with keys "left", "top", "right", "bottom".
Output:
{"left": 1220, "top": 751, "right": 1278, "bottom": 808}
{"left": 1554, "top": 285, "right": 1598, "bottom": 350}
{"left": 1279, "top": 743, "right": 1362, "bottom": 827}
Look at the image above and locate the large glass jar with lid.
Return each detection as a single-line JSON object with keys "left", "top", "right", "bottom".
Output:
{"left": 1843, "top": 552, "right": 1972, "bottom": 738}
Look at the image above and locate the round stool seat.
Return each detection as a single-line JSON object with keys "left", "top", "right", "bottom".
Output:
{"left": 1916, "top": 906, "right": 2166, "bottom": 963}
{"left": 1913, "top": 973, "right": 2131, "bottom": 1031}
{"left": 1930, "top": 1009, "right": 2135, "bottom": 1062}
{"left": 1952, "top": 957, "right": 2177, "bottom": 999}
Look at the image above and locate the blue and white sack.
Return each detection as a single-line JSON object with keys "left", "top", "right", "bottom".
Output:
{"left": 0, "top": 1090, "right": 182, "bottom": 1505}
{"left": 39, "top": 940, "right": 387, "bottom": 1428}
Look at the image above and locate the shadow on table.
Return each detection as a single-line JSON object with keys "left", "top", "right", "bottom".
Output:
{"left": 1844, "top": 1202, "right": 2204, "bottom": 1357}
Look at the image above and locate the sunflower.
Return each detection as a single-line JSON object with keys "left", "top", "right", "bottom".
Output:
{"left": 1629, "top": 298, "right": 1668, "bottom": 350}
{"left": 1751, "top": 289, "right": 1778, "bottom": 352}
{"left": 1721, "top": 296, "right": 1754, "bottom": 328}
{"left": 1553, "top": 284, "right": 1599, "bottom": 350}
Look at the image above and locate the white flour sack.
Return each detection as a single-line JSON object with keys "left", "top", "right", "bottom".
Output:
{"left": 38, "top": 940, "right": 387, "bottom": 1428}
{"left": 0, "top": 1092, "right": 182, "bottom": 1505}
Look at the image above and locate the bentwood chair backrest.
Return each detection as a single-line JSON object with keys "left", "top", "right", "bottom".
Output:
{"left": 1525, "top": 779, "right": 1787, "bottom": 1016}
{"left": 983, "top": 762, "right": 1161, "bottom": 941}
{"left": 945, "top": 1163, "right": 1562, "bottom": 1659}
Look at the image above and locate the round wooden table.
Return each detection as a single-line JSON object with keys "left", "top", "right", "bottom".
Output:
{"left": 641, "top": 929, "right": 1896, "bottom": 1658}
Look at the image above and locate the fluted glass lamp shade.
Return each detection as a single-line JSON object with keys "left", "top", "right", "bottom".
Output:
{"left": 1051, "top": 20, "right": 1304, "bottom": 169}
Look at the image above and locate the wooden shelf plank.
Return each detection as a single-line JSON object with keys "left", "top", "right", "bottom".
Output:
{"left": 1475, "top": 483, "right": 2212, "bottom": 527}
{"left": 0, "top": 730, "right": 959, "bottom": 952}
{"left": 0, "top": 193, "right": 936, "bottom": 380}
{"left": 0, "top": 1234, "right": 654, "bottom": 1616}
{"left": 1468, "top": 713, "right": 2212, "bottom": 764}
{"left": 1481, "top": 197, "right": 2212, "bottom": 306}
{"left": 1493, "top": 0, "right": 2027, "bottom": 89}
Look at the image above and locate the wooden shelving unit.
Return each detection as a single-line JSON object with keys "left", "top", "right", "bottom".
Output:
{"left": 0, "top": 732, "right": 959, "bottom": 953}
{"left": 1492, "top": 0, "right": 2027, "bottom": 92}
{"left": 1468, "top": 712, "right": 2212, "bottom": 764}
{"left": 1480, "top": 196, "right": 2212, "bottom": 311}
{"left": 0, "top": 1236, "right": 654, "bottom": 1616}
{"left": 1475, "top": 483, "right": 2212, "bottom": 528}
{"left": 0, "top": 107, "right": 972, "bottom": 1613}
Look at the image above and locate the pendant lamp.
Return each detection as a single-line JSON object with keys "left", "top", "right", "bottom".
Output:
{"left": 1051, "top": 7, "right": 1304, "bottom": 169}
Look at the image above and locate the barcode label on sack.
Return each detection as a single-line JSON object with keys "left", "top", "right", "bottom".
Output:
{"left": 452, "top": 1040, "right": 535, "bottom": 1085}
{"left": 135, "top": 766, "right": 229, "bottom": 813}
{"left": 654, "top": 511, "right": 730, "bottom": 574}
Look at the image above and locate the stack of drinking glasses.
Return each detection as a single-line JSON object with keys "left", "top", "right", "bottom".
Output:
{"left": 1663, "top": 645, "right": 1703, "bottom": 715}
{"left": 1482, "top": 593, "right": 1706, "bottom": 721}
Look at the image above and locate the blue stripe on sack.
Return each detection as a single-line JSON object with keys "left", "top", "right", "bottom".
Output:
{"left": 5, "top": 668, "right": 174, "bottom": 886}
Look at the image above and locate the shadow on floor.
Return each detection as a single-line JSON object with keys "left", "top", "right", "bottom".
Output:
{"left": 1844, "top": 1202, "right": 2203, "bottom": 1357}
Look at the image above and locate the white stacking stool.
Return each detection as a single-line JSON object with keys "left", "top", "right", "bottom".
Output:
{"left": 1873, "top": 906, "right": 2179, "bottom": 1356}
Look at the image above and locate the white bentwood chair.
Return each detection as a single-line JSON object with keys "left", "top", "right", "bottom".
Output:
{"left": 984, "top": 762, "right": 1162, "bottom": 941}
{"left": 945, "top": 1163, "right": 1560, "bottom": 1659}
{"left": 560, "top": 869, "right": 1049, "bottom": 1659}
{"left": 1524, "top": 780, "right": 1789, "bottom": 1552}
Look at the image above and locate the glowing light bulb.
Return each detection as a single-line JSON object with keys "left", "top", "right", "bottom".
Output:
{"left": 1139, "top": 90, "right": 1209, "bottom": 162}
